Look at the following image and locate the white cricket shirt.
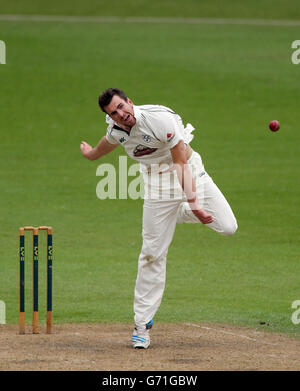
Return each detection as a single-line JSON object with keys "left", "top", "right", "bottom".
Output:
{"left": 105, "top": 104, "right": 192, "bottom": 173}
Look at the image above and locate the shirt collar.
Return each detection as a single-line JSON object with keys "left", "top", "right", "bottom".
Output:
{"left": 133, "top": 105, "right": 141, "bottom": 124}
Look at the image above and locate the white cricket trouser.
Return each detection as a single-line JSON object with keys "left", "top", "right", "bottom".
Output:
{"left": 134, "top": 151, "right": 238, "bottom": 328}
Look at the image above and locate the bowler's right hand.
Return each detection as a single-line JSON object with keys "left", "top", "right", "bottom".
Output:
{"left": 188, "top": 198, "right": 213, "bottom": 225}
{"left": 80, "top": 141, "right": 93, "bottom": 159}
{"left": 192, "top": 208, "right": 213, "bottom": 224}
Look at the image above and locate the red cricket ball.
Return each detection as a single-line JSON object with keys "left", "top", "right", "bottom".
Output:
{"left": 269, "top": 120, "right": 280, "bottom": 132}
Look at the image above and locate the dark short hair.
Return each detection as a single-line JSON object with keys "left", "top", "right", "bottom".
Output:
{"left": 98, "top": 88, "right": 128, "bottom": 113}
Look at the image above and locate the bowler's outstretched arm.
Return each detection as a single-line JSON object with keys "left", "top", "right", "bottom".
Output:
{"left": 80, "top": 136, "right": 119, "bottom": 160}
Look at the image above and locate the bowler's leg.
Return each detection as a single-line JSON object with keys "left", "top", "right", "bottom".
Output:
{"left": 177, "top": 175, "right": 237, "bottom": 236}
{"left": 134, "top": 199, "right": 180, "bottom": 328}
{"left": 202, "top": 178, "right": 238, "bottom": 235}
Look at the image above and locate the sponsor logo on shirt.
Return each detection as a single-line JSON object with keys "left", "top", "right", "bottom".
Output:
{"left": 133, "top": 144, "right": 158, "bottom": 157}
{"left": 119, "top": 137, "right": 126, "bottom": 143}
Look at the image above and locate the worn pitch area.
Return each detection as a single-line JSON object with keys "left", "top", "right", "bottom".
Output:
{"left": 1, "top": 323, "right": 299, "bottom": 371}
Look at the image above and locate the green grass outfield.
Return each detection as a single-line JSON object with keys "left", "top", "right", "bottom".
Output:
{"left": 0, "top": 2, "right": 300, "bottom": 337}
{"left": 1, "top": 0, "right": 300, "bottom": 20}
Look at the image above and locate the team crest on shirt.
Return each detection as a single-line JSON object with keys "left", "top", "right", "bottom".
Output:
{"left": 133, "top": 144, "right": 157, "bottom": 157}
{"left": 142, "top": 135, "right": 151, "bottom": 143}
{"left": 167, "top": 132, "right": 175, "bottom": 142}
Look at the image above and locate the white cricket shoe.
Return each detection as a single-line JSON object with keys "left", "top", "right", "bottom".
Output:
{"left": 132, "top": 320, "right": 153, "bottom": 349}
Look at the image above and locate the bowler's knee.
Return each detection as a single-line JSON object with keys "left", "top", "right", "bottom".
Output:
{"left": 221, "top": 219, "right": 238, "bottom": 236}
{"left": 140, "top": 245, "right": 167, "bottom": 264}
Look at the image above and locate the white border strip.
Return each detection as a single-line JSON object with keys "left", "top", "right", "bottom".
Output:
{"left": 0, "top": 14, "right": 300, "bottom": 27}
{"left": 185, "top": 323, "right": 279, "bottom": 346}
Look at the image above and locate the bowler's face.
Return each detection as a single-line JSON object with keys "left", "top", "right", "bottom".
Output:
{"left": 104, "top": 95, "right": 136, "bottom": 131}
